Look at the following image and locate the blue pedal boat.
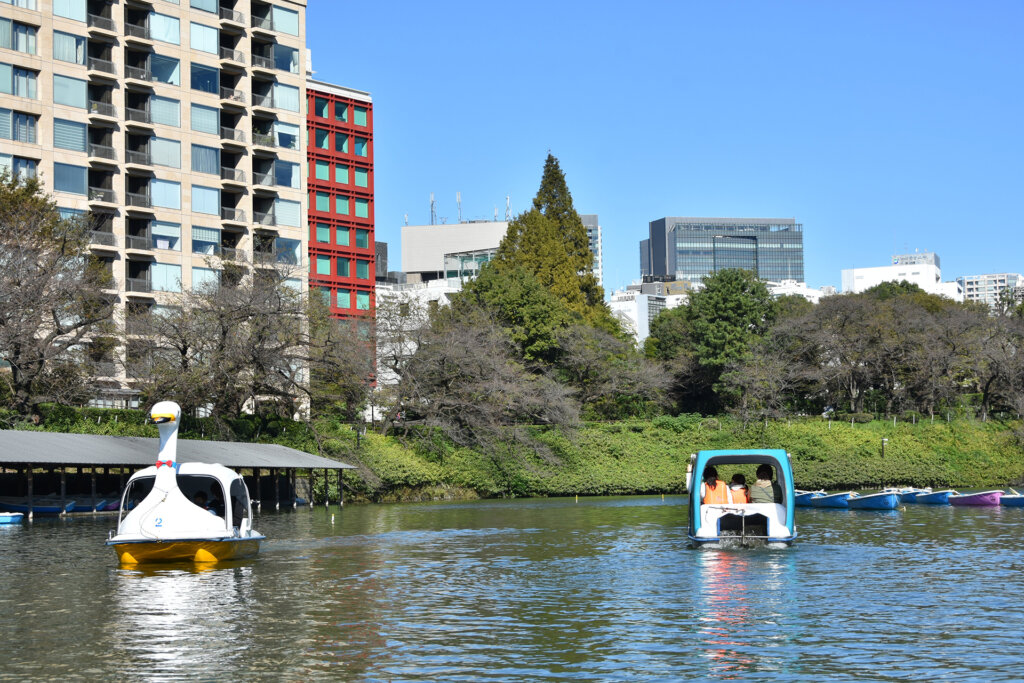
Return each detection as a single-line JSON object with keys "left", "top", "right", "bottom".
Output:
{"left": 686, "top": 449, "right": 796, "bottom": 548}
{"left": 913, "top": 489, "right": 955, "bottom": 505}
{"left": 847, "top": 491, "right": 902, "bottom": 510}
{"left": 794, "top": 490, "right": 825, "bottom": 507}
{"left": 809, "top": 491, "right": 854, "bottom": 508}
{"left": 1001, "top": 495, "right": 1024, "bottom": 507}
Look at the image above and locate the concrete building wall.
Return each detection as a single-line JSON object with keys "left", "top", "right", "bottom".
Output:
{"left": 401, "top": 221, "right": 508, "bottom": 280}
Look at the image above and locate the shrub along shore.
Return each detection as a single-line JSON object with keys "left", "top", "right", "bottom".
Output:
{"left": 7, "top": 407, "right": 1024, "bottom": 502}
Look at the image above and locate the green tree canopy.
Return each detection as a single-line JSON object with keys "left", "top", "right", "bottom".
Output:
{"left": 687, "top": 269, "right": 778, "bottom": 372}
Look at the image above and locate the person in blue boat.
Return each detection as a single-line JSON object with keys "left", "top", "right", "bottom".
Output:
{"left": 729, "top": 474, "right": 750, "bottom": 503}
{"left": 699, "top": 466, "right": 730, "bottom": 504}
{"left": 749, "top": 464, "right": 783, "bottom": 504}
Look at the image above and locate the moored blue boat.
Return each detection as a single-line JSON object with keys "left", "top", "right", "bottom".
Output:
{"left": 809, "top": 491, "right": 854, "bottom": 508}
{"left": 794, "top": 490, "right": 825, "bottom": 507}
{"left": 0, "top": 512, "right": 24, "bottom": 524}
{"left": 1001, "top": 495, "right": 1024, "bottom": 507}
{"left": 913, "top": 489, "right": 955, "bottom": 505}
{"left": 0, "top": 498, "right": 76, "bottom": 515}
{"left": 847, "top": 491, "right": 901, "bottom": 510}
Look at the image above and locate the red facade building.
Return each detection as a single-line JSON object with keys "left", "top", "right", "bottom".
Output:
{"left": 306, "top": 80, "right": 374, "bottom": 317}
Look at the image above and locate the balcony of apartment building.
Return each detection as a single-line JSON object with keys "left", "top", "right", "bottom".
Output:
{"left": 219, "top": 110, "right": 246, "bottom": 147}
{"left": 125, "top": 301, "right": 153, "bottom": 337}
{"left": 252, "top": 234, "right": 303, "bottom": 271}
{"left": 87, "top": 84, "right": 117, "bottom": 122}
{"left": 86, "top": 127, "right": 117, "bottom": 166}
{"left": 218, "top": 31, "right": 246, "bottom": 70}
{"left": 125, "top": 175, "right": 155, "bottom": 214}
{"left": 219, "top": 150, "right": 246, "bottom": 186}
{"left": 86, "top": 338, "right": 119, "bottom": 379}
{"left": 252, "top": 197, "right": 277, "bottom": 229}
{"left": 123, "top": 7, "right": 154, "bottom": 46}
{"left": 251, "top": 36, "right": 300, "bottom": 77}
{"left": 125, "top": 342, "right": 155, "bottom": 380}
{"left": 88, "top": 212, "right": 119, "bottom": 253}
{"left": 251, "top": 78, "right": 276, "bottom": 113}
{"left": 124, "top": 50, "right": 155, "bottom": 87}
{"left": 220, "top": 71, "right": 246, "bottom": 108}
{"left": 125, "top": 217, "right": 154, "bottom": 253}
{"left": 218, "top": 229, "right": 245, "bottom": 264}
{"left": 250, "top": 1, "right": 299, "bottom": 38}
{"left": 86, "top": 170, "right": 117, "bottom": 209}
{"left": 219, "top": 189, "right": 246, "bottom": 226}
{"left": 125, "top": 260, "right": 154, "bottom": 298}
{"left": 218, "top": 0, "right": 246, "bottom": 32}
{"left": 86, "top": 41, "right": 118, "bottom": 80}
{"left": 124, "top": 92, "right": 155, "bottom": 131}
{"left": 93, "top": 254, "right": 118, "bottom": 295}
{"left": 252, "top": 116, "right": 300, "bottom": 153}
{"left": 86, "top": 0, "right": 118, "bottom": 38}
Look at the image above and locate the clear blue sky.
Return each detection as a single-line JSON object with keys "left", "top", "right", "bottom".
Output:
{"left": 307, "top": 1, "right": 1023, "bottom": 293}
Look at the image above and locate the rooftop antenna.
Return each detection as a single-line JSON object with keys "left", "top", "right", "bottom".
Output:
{"left": 494, "top": 206, "right": 498, "bottom": 221}
{"left": 505, "top": 195, "right": 511, "bottom": 221}
{"left": 457, "top": 192, "right": 462, "bottom": 224}
{"left": 430, "top": 193, "right": 436, "bottom": 226}
{"left": 404, "top": 213, "right": 408, "bottom": 226}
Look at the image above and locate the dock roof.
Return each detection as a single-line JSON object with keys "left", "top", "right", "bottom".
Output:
{"left": 0, "top": 430, "right": 354, "bottom": 470}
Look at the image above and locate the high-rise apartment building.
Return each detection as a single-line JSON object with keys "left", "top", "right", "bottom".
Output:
{"left": 306, "top": 79, "right": 374, "bottom": 317}
{"left": 1, "top": 0, "right": 308, "bottom": 394}
{"left": 956, "top": 273, "right": 1022, "bottom": 309}
{"left": 641, "top": 217, "right": 804, "bottom": 284}
{"left": 580, "top": 213, "right": 603, "bottom": 289}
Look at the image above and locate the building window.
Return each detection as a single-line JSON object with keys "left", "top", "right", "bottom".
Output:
{"left": 11, "top": 67, "right": 36, "bottom": 99}
{"left": 8, "top": 112, "right": 36, "bottom": 144}
{"left": 152, "top": 137, "right": 181, "bottom": 168}
{"left": 152, "top": 263, "right": 182, "bottom": 292}
{"left": 151, "top": 55, "right": 181, "bottom": 85}
{"left": 53, "top": 0, "right": 86, "bottom": 21}
{"left": 151, "top": 179, "right": 181, "bottom": 209}
{"left": 314, "top": 128, "right": 329, "bottom": 150}
{"left": 356, "top": 260, "right": 369, "bottom": 280}
{"left": 336, "top": 228, "right": 349, "bottom": 246}
{"left": 190, "top": 22, "right": 218, "bottom": 54}
{"left": 315, "top": 191, "right": 330, "bottom": 212}
{"left": 191, "top": 63, "right": 218, "bottom": 94}
{"left": 152, "top": 96, "right": 181, "bottom": 127}
{"left": 314, "top": 159, "right": 329, "bottom": 181}
{"left": 315, "top": 97, "right": 328, "bottom": 118}
{"left": 335, "top": 196, "right": 349, "bottom": 215}
{"left": 335, "top": 102, "right": 347, "bottom": 122}
{"left": 356, "top": 229, "right": 369, "bottom": 249}
{"left": 275, "top": 160, "right": 300, "bottom": 189}
{"left": 192, "top": 266, "right": 219, "bottom": 289}
{"left": 334, "top": 164, "right": 349, "bottom": 184}
{"left": 190, "top": 0, "right": 216, "bottom": 12}
{"left": 190, "top": 103, "right": 218, "bottom": 134}
{"left": 315, "top": 255, "right": 330, "bottom": 275}
{"left": 152, "top": 221, "right": 181, "bottom": 251}
{"left": 192, "top": 226, "right": 220, "bottom": 254}
{"left": 354, "top": 198, "right": 369, "bottom": 218}
{"left": 354, "top": 167, "right": 369, "bottom": 188}
{"left": 275, "top": 121, "right": 299, "bottom": 149}
{"left": 4, "top": 0, "right": 37, "bottom": 10}
{"left": 315, "top": 223, "right": 329, "bottom": 243}
{"left": 272, "top": 5, "right": 299, "bottom": 35}
{"left": 356, "top": 291, "right": 370, "bottom": 311}
{"left": 275, "top": 237, "right": 300, "bottom": 265}
{"left": 319, "top": 287, "right": 332, "bottom": 306}
{"left": 336, "top": 258, "right": 349, "bottom": 277}
{"left": 273, "top": 83, "right": 299, "bottom": 112}
{"left": 150, "top": 13, "right": 180, "bottom": 45}
{"left": 53, "top": 163, "right": 87, "bottom": 195}
{"left": 192, "top": 185, "right": 220, "bottom": 215}
{"left": 273, "top": 44, "right": 299, "bottom": 73}
{"left": 274, "top": 198, "right": 301, "bottom": 227}
{"left": 52, "top": 31, "right": 86, "bottom": 65}
{"left": 354, "top": 106, "right": 367, "bottom": 127}
{"left": 10, "top": 156, "right": 35, "bottom": 179}
{"left": 336, "top": 288, "right": 351, "bottom": 309}
{"left": 53, "top": 118, "right": 86, "bottom": 151}
{"left": 191, "top": 144, "right": 219, "bottom": 175}
{"left": 53, "top": 74, "right": 86, "bottom": 108}
{"left": 0, "top": 19, "right": 37, "bottom": 55}
{"left": 335, "top": 133, "right": 348, "bottom": 153}
{"left": 354, "top": 137, "right": 368, "bottom": 157}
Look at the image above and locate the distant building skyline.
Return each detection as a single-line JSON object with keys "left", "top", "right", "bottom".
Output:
{"left": 841, "top": 252, "right": 962, "bottom": 300}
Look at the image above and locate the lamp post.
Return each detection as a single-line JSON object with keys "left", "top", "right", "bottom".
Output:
{"left": 881, "top": 438, "right": 888, "bottom": 458}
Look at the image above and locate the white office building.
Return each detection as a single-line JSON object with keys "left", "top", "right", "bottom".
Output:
{"left": 841, "top": 252, "right": 962, "bottom": 301}
{"left": 956, "top": 273, "right": 1023, "bottom": 309}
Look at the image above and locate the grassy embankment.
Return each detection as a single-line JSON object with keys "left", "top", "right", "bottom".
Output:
{"left": 9, "top": 407, "right": 1024, "bottom": 502}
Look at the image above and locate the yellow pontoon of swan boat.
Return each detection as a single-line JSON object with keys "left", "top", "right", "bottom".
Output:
{"left": 106, "top": 401, "right": 265, "bottom": 564}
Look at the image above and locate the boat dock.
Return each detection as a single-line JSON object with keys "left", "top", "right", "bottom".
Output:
{"left": 0, "top": 430, "right": 354, "bottom": 520}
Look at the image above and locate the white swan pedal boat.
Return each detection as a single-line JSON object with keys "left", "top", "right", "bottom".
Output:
{"left": 106, "top": 401, "right": 265, "bottom": 565}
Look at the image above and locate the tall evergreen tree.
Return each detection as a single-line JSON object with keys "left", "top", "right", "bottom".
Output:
{"left": 491, "top": 154, "right": 615, "bottom": 331}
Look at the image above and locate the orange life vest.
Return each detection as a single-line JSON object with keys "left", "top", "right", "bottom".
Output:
{"left": 703, "top": 480, "right": 729, "bottom": 504}
{"left": 728, "top": 486, "right": 750, "bottom": 504}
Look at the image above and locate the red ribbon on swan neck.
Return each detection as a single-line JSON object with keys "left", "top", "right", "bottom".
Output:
{"left": 155, "top": 460, "right": 176, "bottom": 468}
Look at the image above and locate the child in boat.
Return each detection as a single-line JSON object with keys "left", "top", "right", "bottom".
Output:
{"left": 698, "top": 466, "right": 729, "bottom": 504}
{"left": 728, "top": 473, "right": 750, "bottom": 503}
{"left": 749, "top": 464, "right": 783, "bottom": 504}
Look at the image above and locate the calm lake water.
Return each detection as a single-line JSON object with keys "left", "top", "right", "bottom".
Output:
{"left": 2, "top": 496, "right": 1024, "bottom": 681}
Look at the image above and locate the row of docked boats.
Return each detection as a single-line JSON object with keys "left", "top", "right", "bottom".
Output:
{"left": 795, "top": 488, "right": 1024, "bottom": 509}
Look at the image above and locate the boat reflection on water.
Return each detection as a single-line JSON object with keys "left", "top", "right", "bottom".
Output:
{"left": 694, "top": 550, "right": 798, "bottom": 677}
{"left": 108, "top": 563, "right": 257, "bottom": 676}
